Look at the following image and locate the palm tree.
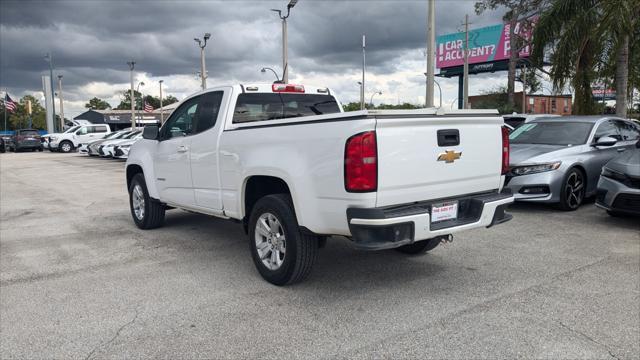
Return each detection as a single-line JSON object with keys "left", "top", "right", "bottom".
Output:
{"left": 531, "top": 0, "right": 639, "bottom": 116}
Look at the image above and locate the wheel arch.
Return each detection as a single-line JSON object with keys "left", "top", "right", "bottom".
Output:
{"left": 242, "top": 175, "right": 297, "bottom": 230}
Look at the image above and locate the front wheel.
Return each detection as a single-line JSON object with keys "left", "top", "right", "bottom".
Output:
{"left": 59, "top": 141, "right": 73, "bottom": 153}
{"left": 129, "top": 173, "right": 165, "bottom": 229}
{"left": 558, "top": 168, "right": 585, "bottom": 211}
{"left": 248, "top": 194, "right": 318, "bottom": 285}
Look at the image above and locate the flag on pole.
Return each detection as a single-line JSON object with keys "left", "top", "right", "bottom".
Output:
{"left": 143, "top": 101, "right": 154, "bottom": 113}
{"left": 3, "top": 94, "right": 17, "bottom": 113}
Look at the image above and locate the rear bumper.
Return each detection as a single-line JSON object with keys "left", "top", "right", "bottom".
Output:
{"left": 347, "top": 190, "right": 514, "bottom": 250}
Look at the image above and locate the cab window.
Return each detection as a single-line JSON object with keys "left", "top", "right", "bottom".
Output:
{"left": 160, "top": 96, "right": 200, "bottom": 140}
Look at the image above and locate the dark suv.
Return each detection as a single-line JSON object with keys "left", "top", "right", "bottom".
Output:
{"left": 8, "top": 129, "right": 43, "bottom": 152}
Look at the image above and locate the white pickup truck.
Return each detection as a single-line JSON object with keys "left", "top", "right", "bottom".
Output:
{"left": 126, "top": 83, "right": 514, "bottom": 285}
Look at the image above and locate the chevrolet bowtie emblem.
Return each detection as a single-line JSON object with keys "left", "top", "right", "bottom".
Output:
{"left": 437, "top": 150, "right": 462, "bottom": 163}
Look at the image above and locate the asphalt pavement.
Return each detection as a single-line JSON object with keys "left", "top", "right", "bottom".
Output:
{"left": 1, "top": 152, "right": 638, "bottom": 359}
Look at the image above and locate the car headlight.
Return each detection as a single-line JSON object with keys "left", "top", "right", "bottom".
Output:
{"left": 511, "top": 162, "right": 561, "bottom": 176}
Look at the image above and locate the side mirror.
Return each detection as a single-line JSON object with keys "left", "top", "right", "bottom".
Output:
{"left": 594, "top": 136, "right": 617, "bottom": 147}
{"left": 142, "top": 125, "right": 159, "bottom": 140}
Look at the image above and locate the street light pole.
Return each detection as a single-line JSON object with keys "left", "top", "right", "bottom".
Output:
{"left": 362, "top": 34, "right": 366, "bottom": 110}
{"left": 44, "top": 53, "right": 57, "bottom": 132}
{"left": 426, "top": 0, "right": 436, "bottom": 108}
{"left": 57, "top": 75, "right": 65, "bottom": 130}
{"left": 261, "top": 67, "right": 281, "bottom": 82}
{"left": 127, "top": 61, "right": 136, "bottom": 129}
{"left": 271, "top": 0, "right": 298, "bottom": 84}
{"left": 194, "top": 33, "right": 211, "bottom": 90}
{"left": 159, "top": 80, "right": 164, "bottom": 124}
{"left": 463, "top": 14, "right": 470, "bottom": 109}
{"left": 136, "top": 81, "right": 145, "bottom": 125}
{"left": 369, "top": 91, "right": 382, "bottom": 108}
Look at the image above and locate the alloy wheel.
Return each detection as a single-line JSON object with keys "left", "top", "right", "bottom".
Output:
{"left": 254, "top": 212, "right": 286, "bottom": 271}
{"left": 132, "top": 184, "right": 145, "bottom": 220}
{"left": 565, "top": 171, "right": 584, "bottom": 209}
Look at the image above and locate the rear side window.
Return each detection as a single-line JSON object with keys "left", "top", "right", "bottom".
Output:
{"left": 194, "top": 91, "right": 224, "bottom": 134}
{"left": 233, "top": 93, "right": 340, "bottom": 123}
{"left": 19, "top": 130, "right": 39, "bottom": 136}
{"left": 93, "top": 126, "right": 107, "bottom": 133}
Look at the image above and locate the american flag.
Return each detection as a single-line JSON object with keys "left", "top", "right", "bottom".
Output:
{"left": 143, "top": 101, "right": 154, "bottom": 113}
{"left": 3, "top": 94, "right": 17, "bottom": 113}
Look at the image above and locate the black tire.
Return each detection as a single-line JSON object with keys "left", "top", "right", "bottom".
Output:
{"left": 59, "top": 141, "right": 74, "bottom": 153}
{"left": 38, "top": 147, "right": 43, "bottom": 152}
{"left": 558, "top": 168, "right": 585, "bottom": 211}
{"left": 128, "top": 173, "right": 165, "bottom": 229}
{"left": 395, "top": 237, "right": 441, "bottom": 255}
{"left": 248, "top": 194, "right": 318, "bottom": 285}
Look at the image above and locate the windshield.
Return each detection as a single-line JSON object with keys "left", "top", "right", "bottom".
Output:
{"left": 64, "top": 126, "right": 80, "bottom": 134}
{"left": 509, "top": 122, "right": 594, "bottom": 146}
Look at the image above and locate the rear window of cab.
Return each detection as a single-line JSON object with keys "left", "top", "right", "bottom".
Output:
{"left": 233, "top": 93, "right": 341, "bottom": 123}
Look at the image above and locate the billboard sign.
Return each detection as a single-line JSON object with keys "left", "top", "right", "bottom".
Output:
{"left": 437, "top": 20, "right": 534, "bottom": 69}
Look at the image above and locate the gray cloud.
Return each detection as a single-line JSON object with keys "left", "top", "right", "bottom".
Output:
{"left": 1, "top": 0, "right": 504, "bottom": 111}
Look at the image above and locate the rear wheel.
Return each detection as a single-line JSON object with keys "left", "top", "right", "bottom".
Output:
{"left": 558, "top": 168, "right": 585, "bottom": 211}
{"left": 248, "top": 194, "right": 318, "bottom": 285}
{"left": 129, "top": 173, "right": 165, "bottom": 229}
{"left": 395, "top": 237, "right": 441, "bottom": 255}
{"left": 59, "top": 141, "right": 73, "bottom": 153}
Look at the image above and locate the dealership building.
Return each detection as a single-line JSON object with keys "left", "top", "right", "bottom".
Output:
{"left": 73, "top": 103, "right": 178, "bottom": 130}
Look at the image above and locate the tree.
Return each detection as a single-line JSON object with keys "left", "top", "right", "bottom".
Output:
{"left": 1, "top": 95, "right": 47, "bottom": 130}
{"left": 476, "top": 0, "right": 543, "bottom": 110}
{"left": 85, "top": 97, "right": 111, "bottom": 110}
{"left": 115, "top": 90, "right": 179, "bottom": 111}
{"left": 531, "top": 0, "right": 640, "bottom": 116}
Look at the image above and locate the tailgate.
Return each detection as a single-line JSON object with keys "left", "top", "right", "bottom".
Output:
{"left": 375, "top": 115, "right": 503, "bottom": 207}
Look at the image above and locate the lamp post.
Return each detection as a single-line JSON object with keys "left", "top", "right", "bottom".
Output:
{"left": 136, "top": 81, "right": 145, "bottom": 125}
{"left": 159, "top": 80, "right": 164, "bottom": 124}
{"left": 271, "top": 0, "right": 298, "bottom": 84}
{"left": 361, "top": 34, "right": 366, "bottom": 110}
{"left": 261, "top": 67, "right": 281, "bottom": 82}
{"left": 127, "top": 61, "right": 136, "bottom": 129}
{"left": 425, "top": 0, "right": 436, "bottom": 108}
{"left": 424, "top": 72, "right": 443, "bottom": 108}
{"left": 357, "top": 81, "right": 364, "bottom": 110}
{"left": 44, "top": 53, "right": 57, "bottom": 132}
{"left": 369, "top": 91, "right": 382, "bottom": 108}
{"left": 57, "top": 75, "right": 65, "bottom": 130}
{"left": 194, "top": 33, "right": 211, "bottom": 90}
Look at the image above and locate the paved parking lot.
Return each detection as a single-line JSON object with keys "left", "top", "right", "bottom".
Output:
{"left": 1, "top": 152, "right": 638, "bottom": 359}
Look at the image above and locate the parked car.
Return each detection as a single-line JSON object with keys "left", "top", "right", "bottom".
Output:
{"left": 503, "top": 113, "right": 560, "bottom": 129}
{"left": 80, "top": 129, "right": 130, "bottom": 154}
{"left": 506, "top": 116, "right": 640, "bottom": 210}
{"left": 100, "top": 131, "right": 141, "bottom": 157}
{"left": 49, "top": 123, "right": 111, "bottom": 153}
{"left": 596, "top": 141, "right": 640, "bottom": 216}
{"left": 42, "top": 125, "right": 78, "bottom": 150}
{"left": 7, "top": 129, "right": 43, "bottom": 152}
{"left": 125, "top": 83, "right": 514, "bottom": 285}
{"left": 0, "top": 136, "right": 5, "bottom": 153}
{"left": 112, "top": 132, "right": 144, "bottom": 159}
{"left": 87, "top": 130, "right": 132, "bottom": 156}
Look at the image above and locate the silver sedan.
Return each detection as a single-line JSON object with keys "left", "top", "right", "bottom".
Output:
{"left": 505, "top": 116, "right": 640, "bottom": 210}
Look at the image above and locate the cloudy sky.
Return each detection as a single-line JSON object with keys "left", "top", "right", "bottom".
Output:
{"left": 0, "top": 0, "right": 520, "bottom": 119}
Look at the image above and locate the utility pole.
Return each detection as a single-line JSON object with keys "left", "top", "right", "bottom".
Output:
{"left": 44, "top": 53, "right": 57, "bottom": 132}
{"left": 127, "top": 61, "right": 136, "bottom": 129}
{"left": 57, "top": 75, "right": 65, "bottom": 130}
{"left": 463, "top": 14, "right": 470, "bottom": 109}
{"left": 271, "top": 0, "right": 298, "bottom": 84}
{"left": 362, "top": 34, "right": 366, "bottom": 110}
{"left": 159, "top": 80, "right": 164, "bottom": 124}
{"left": 426, "top": 0, "right": 436, "bottom": 108}
{"left": 194, "top": 33, "right": 211, "bottom": 90}
{"left": 522, "top": 64, "right": 527, "bottom": 113}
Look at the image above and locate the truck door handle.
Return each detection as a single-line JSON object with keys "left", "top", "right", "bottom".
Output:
{"left": 177, "top": 145, "right": 189, "bottom": 153}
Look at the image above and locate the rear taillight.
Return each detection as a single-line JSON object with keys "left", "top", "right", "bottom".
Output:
{"left": 501, "top": 126, "right": 510, "bottom": 175}
{"left": 272, "top": 84, "right": 305, "bottom": 93}
{"left": 345, "top": 131, "right": 377, "bottom": 192}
